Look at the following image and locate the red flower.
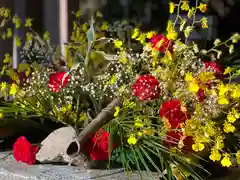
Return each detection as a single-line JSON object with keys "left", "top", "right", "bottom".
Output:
{"left": 13, "top": 136, "right": 39, "bottom": 165}
{"left": 132, "top": 74, "right": 160, "bottom": 101}
{"left": 150, "top": 34, "right": 173, "bottom": 53}
{"left": 48, "top": 72, "right": 70, "bottom": 92}
{"left": 204, "top": 61, "right": 224, "bottom": 75}
{"left": 197, "top": 88, "right": 206, "bottom": 102}
{"left": 160, "top": 99, "right": 188, "bottom": 128}
{"left": 82, "top": 129, "right": 115, "bottom": 161}
{"left": 165, "top": 131, "right": 193, "bottom": 151}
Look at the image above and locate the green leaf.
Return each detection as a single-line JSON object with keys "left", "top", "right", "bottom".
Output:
{"left": 87, "top": 18, "right": 95, "bottom": 51}
{"left": 70, "top": 53, "right": 85, "bottom": 71}
{"left": 94, "top": 51, "right": 117, "bottom": 61}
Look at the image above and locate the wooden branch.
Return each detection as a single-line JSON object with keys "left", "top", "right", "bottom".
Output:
{"left": 66, "top": 98, "right": 121, "bottom": 157}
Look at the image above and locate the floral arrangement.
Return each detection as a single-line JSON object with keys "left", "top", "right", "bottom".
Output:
{"left": 1, "top": 0, "right": 240, "bottom": 179}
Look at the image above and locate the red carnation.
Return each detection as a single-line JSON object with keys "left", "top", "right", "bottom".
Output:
{"left": 204, "top": 61, "right": 224, "bottom": 75}
{"left": 132, "top": 74, "right": 160, "bottom": 101}
{"left": 165, "top": 131, "right": 193, "bottom": 151}
{"left": 82, "top": 129, "right": 115, "bottom": 161}
{"left": 48, "top": 72, "right": 70, "bottom": 92}
{"left": 13, "top": 136, "right": 39, "bottom": 165}
{"left": 160, "top": 99, "right": 189, "bottom": 128}
{"left": 197, "top": 88, "right": 206, "bottom": 102}
{"left": 150, "top": 34, "right": 173, "bottom": 53}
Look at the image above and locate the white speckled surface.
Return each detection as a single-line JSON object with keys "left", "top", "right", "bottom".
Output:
{"left": 0, "top": 152, "right": 156, "bottom": 180}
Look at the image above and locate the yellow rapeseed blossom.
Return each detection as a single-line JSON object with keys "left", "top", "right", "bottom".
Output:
{"left": 181, "top": 1, "right": 190, "bottom": 11}
{"left": 192, "top": 142, "right": 205, "bottom": 152}
{"left": 223, "top": 122, "right": 235, "bottom": 133}
{"left": 114, "top": 40, "right": 123, "bottom": 49}
{"left": 9, "top": 83, "right": 18, "bottom": 95}
{"left": 169, "top": 2, "right": 175, "bottom": 14}
{"left": 127, "top": 135, "right": 137, "bottom": 145}
{"left": 221, "top": 154, "right": 232, "bottom": 167}
{"left": 209, "top": 148, "right": 221, "bottom": 162}
{"left": 236, "top": 151, "right": 240, "bottom": 165}
{"left": 198, "top": 3, "right": 207, "bottom": 13}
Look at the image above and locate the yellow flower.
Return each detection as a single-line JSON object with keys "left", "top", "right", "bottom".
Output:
{"left": 0, "top": 113, "right": 4, "bottom": 119}
{"left": 221, "top": 154, "right": 232, "bottom": 167}
{"left": 223, "top": 122, "right": 235, "bottom": 133}
{"left": 185, "top": 72, "right": 194, "bottom": 82}
{"left": 227, "top": 108, "right": 239, "bottom": 123}
{"left": 0, "top": 82, "right": 7, "bottom": 91}
{"left": 131, "top": 28, "right": 139, "bottom": 39}
{"left": 100, "top": 21, "right": 108, "bottom": 31}
{"left": 167, "top": 31, "right": 177, "bottom": 40}
{"left": 224, "top": 67, "right": 234, "bottom": 75}
{"left": 236, "top": 151, "right": 240, "bottom": 165}
{"left": 209, "top": 149, "right": 221, "bottom": 162}
{"left": 114, "top": 106, "right": 120, "bottom": 117}
{"left": 134, "top": 118, "right": 144, "bottom": 128}
{"left": 136, "top": 34, "right": 146, "bottom": 44}
{"left": 127, "top": 135, "right": 137, "bottom": 145}
{"left": 61, "top": 104, "right": 72, "bottom": 113}
{"left": 218, "top": 83, "right": 229, "bottom": 96}
{"left": 231, "top": 85, "right": 240, "bottom": 99}
{"left": 192, "top": 142, "right": 205, "bottom": 152}
{"left": 146, "top": 31, "right": 156, "bottom": 39}
{"left": 198, "top": 72, "right": 215, "bottom": 82}
{"left": 137, "top": 132, "right": 143, "bottom": 137}
{"left": 227, "top": 113, "right": 236, "bottom": 123}
{"left": 9, "top": 83, "right": 18, "bottom": 95}
{"left": 215, "top": 136, "right": 224, "bottom": 150}
{"left": 82, "top": 23, "right": 88, "bottom": 32}
{"left": 181, "top": 1, "right": 190, "bottom": 11}
{"left": 198, "top": 3, "right": 207, "bottom": 13}
{"left": 169, "top": 2, "right": 175, "bottom": 14}
{"left": 218, "top": 96, "right": 229, "bottom": 105}
{"left": 114, "top": 40, "right": 123, "bottom": 49}
{"left": 188, "top": 81, "right": 200, "bottom": 93}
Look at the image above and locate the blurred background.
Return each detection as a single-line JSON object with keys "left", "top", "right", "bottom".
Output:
{"left": 0, "top": 0, "right": 238, "bottom": 67}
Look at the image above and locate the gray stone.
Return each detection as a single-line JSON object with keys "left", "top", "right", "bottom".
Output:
{"left": 0, "top": 152, "right": 157, "bottom": 180}
{"left": 36, "top": 127, "right": 77, "bottom": 163}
